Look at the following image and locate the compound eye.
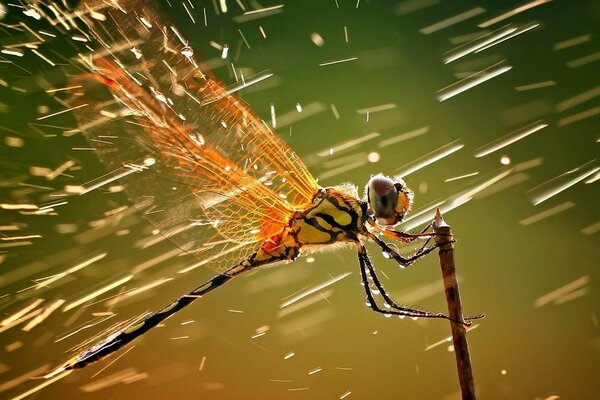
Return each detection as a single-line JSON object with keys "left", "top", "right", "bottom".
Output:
{"left": 367, "top": 176, "right": 398, "bottom": 218}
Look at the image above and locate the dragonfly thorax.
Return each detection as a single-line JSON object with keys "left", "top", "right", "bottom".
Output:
{"left": 290, "top": 186, "right": 368, "bottom": 246}
{"left": 245, "top": 186, "right": 367, "bottom": 271}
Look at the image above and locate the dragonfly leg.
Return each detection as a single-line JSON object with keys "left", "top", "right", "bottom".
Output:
{"left": 367, "top": 232, "right": 444, "bottom": 269}
{"left": 382, "top": 221, "right": 435, "bottom": 243}
{"left": 382, "top": 223, "right": 454, "bottom": 250}
{"left": 357, "top": 244, "right": 483, "bottom": 324}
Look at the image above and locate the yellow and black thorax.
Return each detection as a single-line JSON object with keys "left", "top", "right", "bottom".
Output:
{"left": 246, "top": 187, "right": 367, "bottom": 268}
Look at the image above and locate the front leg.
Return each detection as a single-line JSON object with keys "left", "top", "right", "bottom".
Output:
{"left": 381, "top": 221, "right": 434, "bottom": 243}
{"left": 366, "top": 231, "right": 443, "bottom": 268}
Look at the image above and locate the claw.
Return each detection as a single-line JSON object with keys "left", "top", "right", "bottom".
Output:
{"left": 465, "top": 313, "right": 485, "bottom": 321}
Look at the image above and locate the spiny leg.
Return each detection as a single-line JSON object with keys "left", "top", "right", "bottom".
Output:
{"left": 381, "top": 222, "right": 453, "bottom": 249}
{"left": 358, "top": 244, "right": 453, "bottom": 321}
{"left": 359, "top": 244, "right": 482, "bottom": 324}
{"left": 368, "top": 232, "right": 442, "bottom": 269}
{"left": 381, "top": 221, "right": 434, "bottom": 243}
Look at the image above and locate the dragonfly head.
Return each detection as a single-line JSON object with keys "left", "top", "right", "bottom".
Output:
{"left": 366, "top": 174, "right": 413, "bottom": 226}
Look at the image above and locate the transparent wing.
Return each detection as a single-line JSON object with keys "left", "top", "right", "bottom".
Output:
{"left": 63, "top": 0, "right": 319, "bottom": 271}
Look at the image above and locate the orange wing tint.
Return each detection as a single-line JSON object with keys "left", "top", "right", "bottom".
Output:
{"left": 68, "top": 0, "right": 320, "bottom": 272}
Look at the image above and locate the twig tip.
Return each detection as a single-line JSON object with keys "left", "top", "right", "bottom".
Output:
{"left": 433, "top": 208, "right": 448, "bottom": 229}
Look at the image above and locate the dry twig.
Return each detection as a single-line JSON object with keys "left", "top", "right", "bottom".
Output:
{"left": 433, "top": 208, "right": 477, "bottom": 400}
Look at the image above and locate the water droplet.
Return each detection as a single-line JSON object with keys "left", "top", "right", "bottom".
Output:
{"left": 365, "top": 300, "right": 371, "bottom": 307}
{"left": 151, "top": 89, "right": 167, "bottom": 104}
{"left": 410, "top": 316, "right": 418, "bottom": 321}
{"left": 367, "top": 152, "right": 380, "bottom": 163}
{"left": 384, "top": 313, "right": 392, "bottom": 318}
{"left": 398, "top": 315, "right": 406, "bottom": 319}
{"left": 189, "top": 133, "right": 204, "bottom": 146}
{"left": 181, "top": 46, "right": 194, "bottom": 58}
{"left": 140, "top": 17, "right": 152, "bottom": 28}
{"left": 172, "top": 84, "right": 185, "bottom": 96}
{"left": 310, "top": 32, "right": 324, "bottom": 47}
{"left": 382, "top": 251, "right": 392, "bottom": 259}
{"left": 388, "top": 243, "right": 400, "bottom": 252}
{"left": 23, "top": 8, "right": 42, "bottom": 20}
{"left": 130, "top": 47, "right": 142, "bottom": 59}
{"left": 383, "top": 302, "right": 391, "bottom": 309}
{"left": 90, "top": 11, "right": 106, "bottom": 21}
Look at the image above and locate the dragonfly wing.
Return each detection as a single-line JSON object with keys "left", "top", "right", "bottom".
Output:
{"left": 67, "top": 1, "right": 320, "bottom": 271}
{"left": 71, "top": 77, "right": 264, "bottom": 272}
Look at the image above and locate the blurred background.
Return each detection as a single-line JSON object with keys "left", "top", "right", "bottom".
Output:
{"left": 0, "top": 0, "right": 598, "bottom": 399}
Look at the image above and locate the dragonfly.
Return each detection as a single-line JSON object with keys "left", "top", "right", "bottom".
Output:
{"left": 37, "top": 0, "right": 482, "bottom": 374}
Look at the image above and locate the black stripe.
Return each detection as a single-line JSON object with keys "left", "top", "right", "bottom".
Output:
{"left": 303, "top": 217, "right": 337, "bottom": 244}
{"left": 325, "top": 195, "right": 352, "bottom": 213}
{"left": 315, "top": 212, "right": 349, "bottom": 230}
{"left": 324, "top": 197, "right": 360, "bottom": 228}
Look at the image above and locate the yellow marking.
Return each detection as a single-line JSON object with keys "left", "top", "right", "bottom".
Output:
{"left": 65, "top": 356, "right": 79, "bottom": 367}
{"left": 254, "top": 250, "right": 275, "bottom": 263}
{"left": 315, "top": 216, "right": 333, "bottom": 230}
{"left": 192, "top": 283, "right": 211, "bottom": 294}
{"left": 297, "top": 221, "right": 332, "bottom": 244}
{"left": 330, "top": 207, "right": 351, "bottom": 226}
{"left": 123, "top": 321, "right": 145, "bottom": 334}
{"left": 227, "top": 264, "right": 249, "bottom": 275}
{"left": 160, "top": 301, "right": 178, "bottom": 314}
{"left": 305, "top": 197, "right": 353, "bottom": 227}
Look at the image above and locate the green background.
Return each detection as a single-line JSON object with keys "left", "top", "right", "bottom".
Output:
{"left": 1, "top": 0, "right": 598, "bottom": 399}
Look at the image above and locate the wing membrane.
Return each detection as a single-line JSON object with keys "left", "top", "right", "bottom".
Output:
{"left": 62, "top": 0, "right": 319, "bottom": 271}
